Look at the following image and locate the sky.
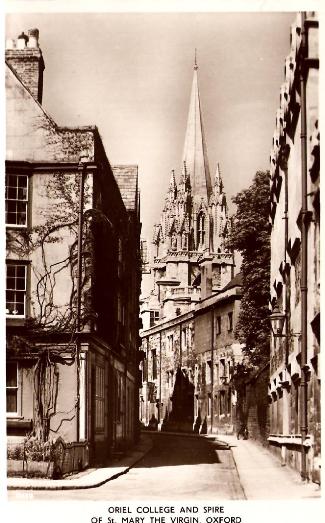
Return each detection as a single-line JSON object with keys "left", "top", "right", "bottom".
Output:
{"left": 5, "top": 9, "right": 296, "bottom": 245}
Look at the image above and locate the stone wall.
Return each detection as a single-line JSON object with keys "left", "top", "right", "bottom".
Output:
{"left": 245, "top": 365, "right": 270, "bottom": 445}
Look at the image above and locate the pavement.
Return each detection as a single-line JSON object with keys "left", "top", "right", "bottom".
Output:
{"left": 216, "top": 434, "right": 321, "bottom": 500}
{"left": 7, "top": 431, "right": 322, "bottom": 499}
{"left": 7, "top": 434, "right": 153, "bottom": 491}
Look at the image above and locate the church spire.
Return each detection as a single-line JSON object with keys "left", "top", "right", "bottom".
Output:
{"left": 214, "top": 163, "right": 223, "bottom": 193}
{"left": 182, "top": 54, "right": 212, "bottom": 202}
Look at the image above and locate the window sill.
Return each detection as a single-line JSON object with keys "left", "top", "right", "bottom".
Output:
{"left": 6, "top": 317, "right": 26, "bottom": 327}
{"left": 5, "top": 225, "right": 28, "bottom": 229}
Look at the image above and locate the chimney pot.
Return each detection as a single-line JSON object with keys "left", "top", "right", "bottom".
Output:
{"left": 17, "top": 37, "right": 27, "bottom": 49}
{"left": 6, "top": 39, "right": 14, "bottom": 50}
{"left": 27, "top": 36, "right": 38, "bottom": 49}
{"left": 17, "top": 31, "right": 29, "bottom": 44}
{"left": 28, "top": 28, "right": 39, "bottom": 39}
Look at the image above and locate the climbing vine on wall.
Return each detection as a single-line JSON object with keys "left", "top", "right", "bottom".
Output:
{"left": 6, "top": 170, "right": 98, "bottom": 441}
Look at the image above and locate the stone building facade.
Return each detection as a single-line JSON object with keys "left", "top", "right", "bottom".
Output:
{"left": 5, "top": 29, "right": 141, "bottom": 466}
{"left": 140, "top": 59, "right": 241, "bottom": 434}
{"left": 268, "top": 13, "right": 320, "bottom": 482}
{"left": 193, "top": 274, "right": 243, "bottom": 434}
{"left": 140, "top": 272, "right": 243, "bottom": 434}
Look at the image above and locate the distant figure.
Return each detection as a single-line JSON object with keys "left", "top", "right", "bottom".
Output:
{"left": 237, "top": 422, "right": 248, "bottom": 440}
{"left": 148, "top": 414, "right": 158, "bottom": 431}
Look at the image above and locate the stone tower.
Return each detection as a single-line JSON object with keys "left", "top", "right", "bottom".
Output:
{"left": 143, "top": 58, "right": 234, "bottom": 325}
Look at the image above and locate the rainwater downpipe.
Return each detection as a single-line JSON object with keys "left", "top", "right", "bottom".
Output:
{"left": 76, "top": 159, "right": 87, "bottom": 442}
{"left": 179, "top": 322, "right": 183, "bottom": 368}
{"left": 299, "top": 11, "right": 309, "bottom": 482}
{"left": 282, "top": 148, "right": 289, "bottom": 366}
{"left": 210, "top": 309, "right": 214, "bottom": 433}
{"left": 159, "top": 331, "right": 162, "bottom": 425}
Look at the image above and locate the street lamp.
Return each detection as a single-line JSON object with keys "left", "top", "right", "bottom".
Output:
{"left": 269, "top": 306, "right": 301, "bottom": 340}
{"left": 269, "top": 306, "right": 286, "bottom": 338}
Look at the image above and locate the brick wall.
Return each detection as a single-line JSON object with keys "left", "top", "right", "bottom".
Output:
{"left": 6, "top": 48, "right": 45, "bottom": 103}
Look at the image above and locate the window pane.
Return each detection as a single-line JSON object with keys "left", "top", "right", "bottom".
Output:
{"left": 17, "top": 175, "right": 28, "bottom": 188}
{"left": 6, "top": 363, "right": 17, "bottom": 387}
{"left": 6, "top": 265, "right": 15, "bottom": 278}
{"left": 7, "top": 186, "right": 17, "bottom": 200}
{"left": 6, "top": 290, "right": 15, "bottom": 304}
{"left": 16, "top": 265, "right": 26, "bottom": 279}
{"left": 15, "top": 293, "right": 25, "bottom": 315}
{"left": 6, "top": 277, "right": 16, "bottom": 290}
{"left": 7, "top": 391, "right": 17, "bottom": 413}
{"left": 17, "top": 187, "right": 27, "bottom": 200}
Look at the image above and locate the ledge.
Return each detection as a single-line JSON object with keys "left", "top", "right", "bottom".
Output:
{"left": 268, "top": 434, "right": 312, "bottom": 447}
{"left": 7, "top": 418, "right": 33, "bottom": 430}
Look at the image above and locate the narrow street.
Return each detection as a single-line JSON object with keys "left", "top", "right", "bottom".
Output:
{"left": 8, "top": 433, "right": 245, "bottom": 501}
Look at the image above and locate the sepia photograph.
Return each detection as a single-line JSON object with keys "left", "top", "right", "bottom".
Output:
{"left": 3, "top": 0, "right": 321, "bottom": 521}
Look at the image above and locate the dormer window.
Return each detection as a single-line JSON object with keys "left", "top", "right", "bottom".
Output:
{"left": 5, "top": 174, "right": 28, "bottom": 227}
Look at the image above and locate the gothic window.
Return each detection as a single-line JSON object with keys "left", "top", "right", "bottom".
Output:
{"left": 171, "top": 232, "right": 177, "bottom": 251}
{"left": 181, "top": 231, "right": 187, "bottom": 250}
{"left": 197, "top": 212, "right": 206, "bottom": 247}
{"left": 207, "top": 393, "right": 212, "bottom": 417}
{"left": 220, "top": 358, "right": 226, "bottom": 379}
{"left": 215, "top": 363, "right": 219, "bottom": 385}
{"left": 206, "top": 360, "right": 212, "bottom": 384}
{"left": 151, "top": 349, "right": 157, "bottom": 380}
{"left": 210, "top": 217, "right": 214, "bottom": 250}
{"left": 228, "top": 312, "right": 233, "bottom": 332}
{"left": 216, "top": 315, "right": 221, "bottom": 335}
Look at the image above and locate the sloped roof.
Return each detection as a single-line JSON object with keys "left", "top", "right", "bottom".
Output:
{"left": 113, "top": 165, "right": 138, "bottom": 211}
{"left": 5, "top": 62, "right": 95, "bottom": 163}
{"left": 222, "top": 272, "right": 243, "bottom": 292}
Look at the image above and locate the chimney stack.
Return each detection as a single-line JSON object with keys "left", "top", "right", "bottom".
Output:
{"left": 5, "top": 28, "right": 45, "bottom": 104}
{"left": 200, "top": 256, "right": 213, "bottom": 300}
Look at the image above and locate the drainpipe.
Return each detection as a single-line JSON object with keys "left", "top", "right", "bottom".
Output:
{"left": 210, "top": 309, "right": 214, "bottom": 433}
{"left": 76, "top": 158, "right": 87, "bottom": 442}
{"left": 179, "top": 322, "right": 182, "bottom": 368}
{"left": 279, "top": 147, "right": 290, "bottom": 366}
{"left": 281, "top": 147, "right": 290, "bottom": 467}
{"left": 158, "top": 331, "right": 162, "bottom": 425}
{"left": 146, "top": 337, "right": 149, "bottom": 426}
{"left": 299, "top": 11, "right": 308, "bottom": 482}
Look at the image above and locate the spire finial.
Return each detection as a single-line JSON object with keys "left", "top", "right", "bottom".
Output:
{"left": 194, "top": 48, "right": 198, "bottom": 70}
